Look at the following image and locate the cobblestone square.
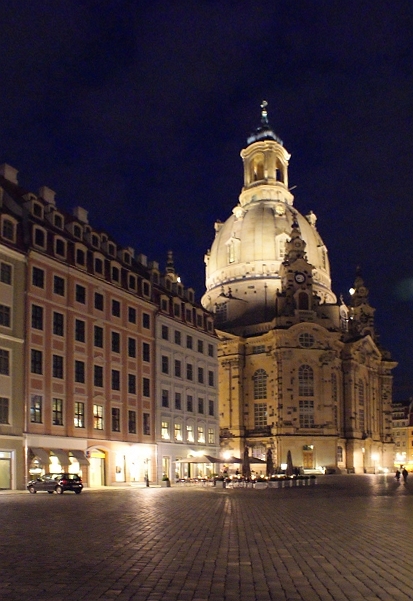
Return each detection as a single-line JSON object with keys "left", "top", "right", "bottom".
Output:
{"left": 1, "top": 475, "right": 413, "bottom": 601}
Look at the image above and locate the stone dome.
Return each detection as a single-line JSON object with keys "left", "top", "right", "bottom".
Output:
{"left": 201, "top": 106, "right": 336, "bottom": 328}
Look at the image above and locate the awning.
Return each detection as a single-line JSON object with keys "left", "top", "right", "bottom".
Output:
{"left": 30, "top": 448, "right": 50, "bottom": 465}
{"left": 176, "top": 455, "right": 220, "bottom": 464}
{"left": 70, "top": 449, "right": 90, "bottom": 466}
{"left": 50, "top": 449, "right": 70, "bottom": 465}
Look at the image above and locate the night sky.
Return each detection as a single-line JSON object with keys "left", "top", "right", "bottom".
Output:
{"left": 1, "top": 2, "right": 412, "bottom": 400}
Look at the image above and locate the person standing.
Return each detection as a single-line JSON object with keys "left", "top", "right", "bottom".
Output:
{"left": 402, "top": 468, "right": 408, "bottom": 482}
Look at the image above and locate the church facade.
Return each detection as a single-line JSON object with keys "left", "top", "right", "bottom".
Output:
{"left": 201, "top": 103, "right": 396, "bottom": 474}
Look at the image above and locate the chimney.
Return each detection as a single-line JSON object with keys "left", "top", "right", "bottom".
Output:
{"left": 38, "top": 186, "right": 56, "bottom": 205}
{"left": 73, "top": 206, "right": 89, "bottom": 224}
{"left": 0, "top": 164, "right": 18, "bottom": 184}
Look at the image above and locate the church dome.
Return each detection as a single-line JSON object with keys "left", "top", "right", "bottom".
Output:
{"left": 201, "top": 103, "right": 336, "bottom": 327}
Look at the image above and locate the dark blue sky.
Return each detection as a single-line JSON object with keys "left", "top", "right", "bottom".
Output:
{"left": 1, "top": 1, "right": 413, "bottom": 399}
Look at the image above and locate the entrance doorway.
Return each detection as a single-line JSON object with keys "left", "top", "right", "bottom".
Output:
{"left": 89, "top": 450, "right": 105, "bottom": 487}
{"left": 0, "top": 452, "right": 11, "bottom": 489}
{"left": 302, "top": 450, "right": 314, "bottom": 469}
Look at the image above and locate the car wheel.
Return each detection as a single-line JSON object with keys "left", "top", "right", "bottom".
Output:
{"left": 28, "top": 485, "right": 36, "bottom": 494}
{"left": 55, "top": 486, "right": 63, "bottom": 494}
{"left": 75, "top": 490, "right": 82, "bottom": 494}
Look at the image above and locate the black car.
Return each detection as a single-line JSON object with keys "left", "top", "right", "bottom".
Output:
{"left": 27, "top": 473, "right": 83, "bottom": 494}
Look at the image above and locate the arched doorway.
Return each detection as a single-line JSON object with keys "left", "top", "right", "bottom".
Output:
{"left": 89, "top": 449, "right": 106, "bottom": 487}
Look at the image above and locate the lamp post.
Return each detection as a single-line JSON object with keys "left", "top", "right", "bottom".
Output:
{"left": 144, "top": 458, "right": 150, "bottom": 487}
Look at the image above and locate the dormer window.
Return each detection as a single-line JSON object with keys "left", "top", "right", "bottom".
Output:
{"left": 128, "top": 274, "right": 136, "bottom": 290}
{"left": 33, "top": 227, "right": 46, "bottom": 249}
{"left": 108, "top": 243, "right": 116, "bottom": 256}
{"left": 73, "top": 224, "right": 82, "bottom": 239}
{"left": 161, "top": 299, "right": 168, "bottom": 312}
{"left": 123, "top": 252, "right": 131, "bottom": 265}
{"left": 111, "top": 266, "right": 120, "bottom": 283}
{"left": 54, "top": 214, "right": 63, "bottom": 229}
{"left": 2, "top": 218, "right": 16, "bottom": 242}
{"left": 55, "top": 238, "right": 66, "bottom": 258}
{"left": 76, "top": 248, "right": 86, "bottom": 267}
{"left": 94, "top": 257, "right": 104, "bottom": 275}
{"left": 91, "top": 234, "right": 100, "bottom": 248}
{"left": 32, "top": 202, "right": 43, "bottom": 218}
{"left": 143, "top": 281, "right": 150, "bottom": 297}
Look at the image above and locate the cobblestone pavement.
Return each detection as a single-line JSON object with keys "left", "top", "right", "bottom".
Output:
{"left": 1, "top": 474, "right": 413, "bottom": 601}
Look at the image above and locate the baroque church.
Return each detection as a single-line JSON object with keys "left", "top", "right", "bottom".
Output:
{"left": 201, "top": 103, "right": 396, "bottom": 474}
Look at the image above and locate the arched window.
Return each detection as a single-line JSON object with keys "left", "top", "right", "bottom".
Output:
{"left": 275, "top": 158, "right": 284, "bottom": 182}
{"left": 358, "top": 379, "right": 365, "bottom": 431}
{"left": 253, "top": 369, "right": 268, "bottom": 400}
{"left": 250, "top": 154, "right": 264, "bottom": 182}
{"left": 298, "top": 365, "right": 314, "bottom": 396}
{"left": 298, "top": 292, "right": 309, "bottom": 310}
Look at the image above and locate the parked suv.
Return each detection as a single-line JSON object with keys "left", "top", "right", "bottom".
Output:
{"left": 27, "top": 473, "right": 83, "bottom": 494}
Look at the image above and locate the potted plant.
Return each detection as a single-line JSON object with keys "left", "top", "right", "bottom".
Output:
{"left": 161, "top": 474, "right": 171, "bottom": 487}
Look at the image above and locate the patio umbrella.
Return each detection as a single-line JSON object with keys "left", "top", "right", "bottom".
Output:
{"left": 286, "top": 450, "right": 294, "bottom": 476}
{"left": 266, "top": 448, "right": 274, "bottom": 477}
{"left": 242, "top": 446, "right": 251, "bottom": 479}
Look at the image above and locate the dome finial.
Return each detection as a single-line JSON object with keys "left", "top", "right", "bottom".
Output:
{"left": 261, "top": 100, "right": 269, "bottom": 125}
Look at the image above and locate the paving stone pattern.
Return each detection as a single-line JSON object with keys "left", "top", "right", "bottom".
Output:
{"left": 1, "top": 475, "right": 413, "bottom": 601}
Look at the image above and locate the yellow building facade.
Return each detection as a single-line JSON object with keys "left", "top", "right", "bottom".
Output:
{"left": 202, "top": 103, "right": 396, "bottom": 474}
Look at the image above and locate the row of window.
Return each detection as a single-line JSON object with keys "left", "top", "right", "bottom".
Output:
{"left": 161, "top": 391, "right": 215, "bottom": 415}
{"left": 161, "top": 421, "right": 215, "bottom": 444}
{"left": 161, "top": 356, "right": 215, "bottom": 385}
{"left": 30, "top": 306, "right": 151, "bottom": 358}
{"left": 253, "top": 365, "right": 315, "bottom": 400}
{"left": 29, "top": 395, "right": 151, "bottom": 435}
{"left": 32, "top": 268, "right": 151, "bottom": 323}
{"left": 30, "top": 224, "right": 152, "bottom": 295}
{"left": 161, "top": 325, "right": 215, "bottom": 356}
{"left": 28, "top": 350, "right": 151, "bottom": 393}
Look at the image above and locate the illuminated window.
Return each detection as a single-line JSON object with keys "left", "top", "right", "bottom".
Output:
{"left": 197, "top": 426, "right": 205, "bottom": 443}
{"left": 74, "top": 402, "right": 85, "bottom": 428}
{"left": 30, "top": 394, "right": 42, "bottom": 423}
{"left": 186, "top": 424, "right": 194, "bottom": 442}
{"left": 254, "top": 403, "right": 267, "bottom": 427}
{"left": 298, "top": 365, "right": 314, "bottom": 396}
{"left": 174, "top": 422, "right": 182, "bottom": 441}
{"left": 161, "top": 421, "right": 170, "bottom": 440}
{"left": 52, "top": 398, "right": 63, "bottom": 425}
{"left": 93, "top": 404, "right": 104, "bottom": 430}
{"left": 253, "top": 369, "right": 267, "bottom": 400}
{"left": 299, "top": 400, "right": 314, "bottom": 428}
{"left": 208, "top": 428, "right": 215, "bottom": 444}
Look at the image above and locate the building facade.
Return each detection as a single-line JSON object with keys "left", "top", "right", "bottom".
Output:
{"left": 0, "top": 164, "right": 218, "bottom": 489}
{"left": 153, "top": 254, "right": 220, "bottom": 481}
{"left": 201, "top": 103, "right": 396, "bottom": 474}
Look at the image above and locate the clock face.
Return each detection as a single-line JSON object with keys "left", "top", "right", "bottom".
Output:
{"left": 294, "top": 272, "right": 306, "bottom": 284}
